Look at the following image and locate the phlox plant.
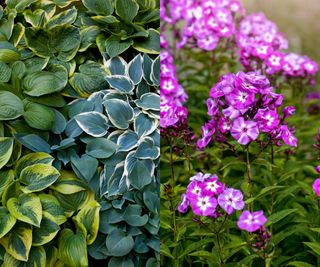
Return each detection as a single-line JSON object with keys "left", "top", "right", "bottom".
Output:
{"left": 160, "top": 0, "right": 320, "bottom": 266}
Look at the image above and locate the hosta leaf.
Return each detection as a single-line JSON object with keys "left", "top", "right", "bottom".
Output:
{"left": 53, "top": 190, "right": 88, "bottom": 213}
{"left": 50, "top": 170, "right": 87, "bottom": 194}
{"left": 123, "top": 204, "right": 148, "bottom": 226}
{"left": 115, "top": 0, "right": 139, "bottom": 22}
{"left": 46, "top": 246, "right": 58, "bottom": 267}
{"left": 135, "top": 137, "right": 159, "bottom": 160}
{"left": 75, "top": 111, "right": 109, "bottom": 137}
{"left": 150, "top": 55, "right": 159, "bottom": 85}
{"left": 1, "top": 181, "right": 20, "bottom": 206}
{"left": 86, "top": 138, "right": 118, "bottom": 159}
{"left": 6, "top": 0, "right": 38, "bottom": 12}
{"left": 82, "top": 0, "right": 114, "bottom": 15}
{"left": 288, "top": 261, "right": 316, "bottom": 267}
{"left": 70, "top": 154, "right": 98, "bottom": 183}
{"left": 10, "top": 23, "right": 25, "bottom": 47}
{"left": 127, "top": 159, "right": 153, "bottom": 189}
{"left": 23, "top": 64, "right": 68, "bottom": 97}
{"left": 23, "top": 9, "right": 47, "bottom": 28}
{"left": 0, "top": 170, "right": 14, "bottom": 197}
{"left": 32, "top": 217, "right": 60, "bottom": 246}
{"left": 135, "top": 93, "right": 160, "bottom": 111}
{"left": 104, "top": 99, "right": 134, "bottom": 129}
{"left": 0, "top": 137, "right": 14, "bottom": 169}
{"left": 52, "top": 110, "right": 67, "bottom": 134}
{"left": 14, "top": 134, "right": 51, "bottom": 153}
{"left": 0, "top": 91, "right": 24, "bottom": 121}
{"left": 23, "top": 101, "right": 55, "bottom": 131}
{"left": 15, "top": 152, "right": 54, "bottom": 175}
{"left": 133, "top": 29, "right": 160, "bottom": 54}
{"left": 106, "top": 75, "right": 134, "bottom": 94}
{"left": 134, "top": 112, "right": 157, "bottom": 137}
{"left": 0, "top": 207, "right": 16, "bottom": 239}
{"left": 74, "top": 200, "right": 100, "bottom": 245}
{"left": 108, "top": 257, "right": 134, "bottom": 267}
{"left": 105, "top": 35, "right": 133, "bottom": 58}
{"left": 0, "top": 61, "right": 11, "bottom": 82}
{"left": 106, "top": 229, "right": 134, "bottom": 257}
{"left": 128, "top": 54, "right": 143, "bottom": 85}
{"left": 0, "top": 41, "right": 20, "bottom": 63}
{"left": 0, "top": 223, "right": 32, "bottom": 262}
{"left": 19, "top": 163, "right": 60, "bottom": 193}
{"left": 104, "top": 56, "right": 127, "bottom": 76}
{"left": 46, "top": 6, "right": 78, "bottom": 28}
{"left": 39, "top": 194, "right": 66, "bottom": 225}
{"left": 58, "top": 229, "right": 88, "bottom": 267}
{"left": 79, "top": 26, "right": 101, "bottom": 52}
{"left": 7, "top": 193, "right": 42, "bottom": 227}
{"left": 117, "top": 130, "right": 139, "bottom": 152}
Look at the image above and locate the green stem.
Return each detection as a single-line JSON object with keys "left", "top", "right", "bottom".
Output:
{"left": 246, "top": 147, "right": 253, "bottom": 211}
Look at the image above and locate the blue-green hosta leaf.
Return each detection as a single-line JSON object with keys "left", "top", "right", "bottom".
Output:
{"left": 19, "top": 163, "right": 60, "bottom": 193}
{"left": 106, "top": 75, "right": 134, "bottom": 94}
{"left": 142, "top": 54, "right": 153, "bottom": 85}
{"left": 50, "top": 170, "right": 87, "bottom": 194}
{"left": 133, "top": 29, "right": 160, "bottom": 54}
{"left": 104, "top": 99, "right": 134, "bottom": 129}
{"left": 115, "top": 0, "right": 139, "bottom": 22}
{"left": 32, "top": 217, "right": 60, "bottom": 246}
{"left": 71, "top": 154, "right": 98, "bottom": 182}
{"left": 126, "top": 157, "right": 153, "bottom": 190}
{"left": 106, "top": 229, "right": 134, "bottom": 257}
{"left": 104, "top": 56, "right": 127, "bottom": 76}
{"left": 0, "top": 223, "right": 32, "bottom": 262}
{"left": 82, "top": 0, "right": 114, "bottom": 15}
{"left": 86, "top": 138, "right": 118, "bottom": 159}
{"left": 15, "top": 152, "right": 54, "bottom": 175}
{"left": 135, "top": 137, "right": 159, "bottom": 160}
{"left": 0, "top": 170, "right": 14, "bottom": 197}
{"left": 52, "top": 110, "right": 67, "bottom": 134}
{"left": 105, "top": 35, "right": 133, "bottom": 58}
{"left": 58, "top": 229, "right": 88, "bottom": 267}
{"left": 39, "top": 194, "right": 67, "bottom": 225}
{"left": 7, "top": 193, "right": 42, "bottom": 227}
{"left": 0, "top": 137, "right": 13, "bottom": 170}
{"left": 88, "top": 235, "right": 108, "bottom": 260}
{"left": 108, "top": 257, "right": 134, "bottom": 267}
{"left": 23, "top": 57, "right": 48, "bottom": 75}
{"left": 46, "top": 6, "right": 78, "bottom": 28}
{"left": 135, "top": 93, "right": 159, "bottom": 111}
{"left": 23, "top": 65, "right": 68, "bottom": 97}
{"left": 74, "top": 200, "right": 100, "bottom": 245}
{"left": 0, "top": 91, "right": 24, "bottom": 121}
{"left": 104, "top": 162, "right": 127, "bottom": 197}
{"left": 123, "top": 204, "right": 148, "bottom": 227}
{"left": 117, "top": 130, "right": 139, "bottom": 152}
{"left": 75, "top": 111, "right": 109, "bottom": 137}
{"left": 0, "top": 207, "right": 16, "bottom": 239}
{"left": 0, "top": 41, "right": 20, "bottom": 63}
{"left": 128, "top": 54, "right": 143, "bottom": 85}
{"left": 51, "top": 138, "right": 76, "bottom": 150}
{"left": 23, "top": 101, "right": 55, "bottom": 131}
{"left": 143, "top": 188, "right": 159, "bottom": 214}
{"left": 15, "top": 134, "right": 51, "bottom": 153}
{"left": 151, "top": 55, "right": 159, "bottom": 85}
{"left": 65, "top": 119, "right": 83, "bottom": 138}
{"left": 134, "top": 112, "right": 158, "bottom": 137}
{"left": 0, "top": 61, "right": 11, "bottom": 82}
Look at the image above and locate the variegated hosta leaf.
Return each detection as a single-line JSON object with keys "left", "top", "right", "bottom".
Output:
{"left": 53, "top": 190, "right": 88, "bottom": 214}
{"left": 70, "top": 154, "right": 98, "bottom": 183}
{"left": 0, "top": 61, "right": 11, "bottom": 82}
{"left": 85, "top": 138, "right": 118, "bottom": 159}
{"left": 7, "top": 193, "right": 42, "bottom": 227}
{"left": 1, "top": 181, "right": 21, "bottom": 206}
{"left": 132, "top": 28, "right": 160, "bottom": 55}
{"left": 0, "top": 91, "right": 24, "bottom": 121}
{"left": 0, "top": 137, "right": 14, "bottom": 170}
{"left": 82, "top": 0, "right": 114, "bottom": 15}
{"left": 117, "top": 130, "right": 139, "bottom": 152}
{"left": 0, "top": 41, "right": 20, "bottom": 63}
{"left": 14, "top": 152, "right": 54, "bottom": 175}
{"left": 135, "top": 137, "right": 160, "bottom": 160}
{"left": 0, "top": 207, "right": 16, "bottom": 239}
{"left": 128, "top": 54, "right": 143, "bottom": 85}
{"left": 50, "top": 170, "right": 87, "bottom": 194}
{"left": 75, "top": 111, "right": 109, "bottom": 137}
{"left": 74, "top": 200, "right": 100, "bottom": 245}
{"left": 46, "top": 6, "right": 78, "bottom": 28}
{"left": 19, "top": 163, "right": 60, "bottom": 193}
{"left": 39, "top": 194, "right": 66, "bottom": 225}
{"left": 104, "top": 35, "right": 133, "bottom": 58}
{"left": 32, "top": 217, "right": 60, "bottom": 246}
{"left": 104, "top": 56, "right": 127, "bottom": 76}
{"left": 104, "top": 99, "right": 134, "bottom": 129}
{"left": 105, "top": 75, "right": 135, "bottom": 94}
{"left": 6, "top": 0, "right": 38, "bottom": 12}
{"left": 134, "top": 112, "right": 158, "bottom": 138}
{"left": 46, "top": 246, "right": 58, "bottom": 267}
{"left": 0, "top": 170, "right": 14, "bottom": 197}
{"left": 58, "top": 229, "right": 88, "bottom": 267}
{"left": 0, "top": 223, "right": 32, "bottom": 262}
{"left": 115, "top": 0, "right": 139, "bottom": 22}
{"left": 135, "top": 93, "right": 160, "bottom": 111}
{"left": 3, "top": 246, "right": 47, "bottom": 267}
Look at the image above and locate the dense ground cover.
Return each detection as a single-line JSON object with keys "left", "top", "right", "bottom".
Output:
{"left": 0, "top": 0, "right": 160, "bottom": 266}
{"left": 160, "top": 1, "right": 320, "bottom": 266}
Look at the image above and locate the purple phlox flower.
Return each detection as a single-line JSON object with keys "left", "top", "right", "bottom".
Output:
{"left": 178, "top": 194, "right": 189, "bottom": 213}
{"left": 218, "top": 188, "right": 245, "bottom": 214}
{"left": 254, "top": 109, "right": 280, "bottom": 132}
{"left": 237, "top": 210, "right": 268, "bottom": 232}
{"left": 231, "top": 117, "right": 259, "bottom": 145}
{"left": 218, "top": 117, "right": 232, "bottom": 133}
{"left": 186, "top": 180, "right": 204, "bottom": 200}
{"left": 315, "top": 166, "right": 320, "bottom": 174}
{"left": 190, "top": 195, "right": 218, "bottom": 217}
{"left": 225, "top": 89, "right": 255, "bottom": 109}
{"left": 207, "top": 98, "right": 219, "bottom": 116}
{"left": 278, "top": 125, "right": 297, "bottom": 147}
{"left": 312, "top": 179, "right": 320, "bottom": 197}
{"left": 282, "top": 106, "right": 295, "bottom": 118}
{"left": 190, "top": 172, "right": 212, "bottom": 182}
{"left": 203, "top": 176, "right": 224, "bottom": 195}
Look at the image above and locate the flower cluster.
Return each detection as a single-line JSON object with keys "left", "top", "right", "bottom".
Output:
{"left": 178, "top": 172, "right": 245, "bottom": 217}
{"left": 197, "top": 71, "right": 298, "bottom": 148}
{"left": 160, "top": 33, "right": 188, "bottom": 129}
{"left": 162, "top": 0, "right": 243, "bottom": 51}
{"left": 237, "top": 13, "right": 318, "bottom": 82}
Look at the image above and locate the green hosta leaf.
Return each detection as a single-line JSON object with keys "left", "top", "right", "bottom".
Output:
{"left": 75, "top": 112, "right": 109, "bottom": 137}
{"left": 52, "top": 110, "right": 67, "bottom": 134}
{"left": 0, "top": 61, "right": 11, "bottom": 82}
{"left": 0, "top": 223, "right": 32, "bottom": 262}
{"left": 53, "top": 190, "right": 88, "bottom": 213}
{"left": 105, "top": 35, "right": 133, "bottom": 58}
{"left": 106, "top": 75, "right": 135, "bottom": 94}
{"left": 23, "top": 9, "right": 47, "bottom": 28}
{"left": 23, "top": 64, "right": 68, "bottom": 97}
{"left": 19, "top": 163, "right": 60, "bottom": 193}
{"left": 32, "top": 217, "right": 60, "bottom": 246}
{"left": 303, "top": 242, "right": 320, "bottom": 256}
{"left": 24, "top": 57, "right": 49, "bottom": 75}
{"left": 86, "top": 138, "right": 118, "bottom": 159}
{"left": 10, "top": 23, "right": 25, "bottom": 47}
{"left": 50, "top": 170, "right": 87, "bottom": 194}
{"left": 108, "top": 257, "right": 134, "bottom": 267}
{"left": 115, "top": 0, "right": 139, "bottom": 22}
{"left": 46, "top": 246, "right": 58, "bottom": 267}
{"left": 74, "top": 200, "right": 100, "bottom": 245}
{"left": 104, "top": 99, "right": 134, "bottom": 129}
{"left": 58, "top": 229, "right": 88, "bottom": 267}
{"left": 70, "top": 154, "right": 98, "bottom": 183}
{"left": 15, "top": 152, "right": 54, "bottom": 175}
{"left": 0, "top": 41, "right": 20, "bottom": 63}
{"left": 0, "top": 207, "right": 16, "bottom": 239}
{"left": 7, "top": 193, "right": 42, "bottom": 227}
{"left": 23, "top": 101, "right": 55, "bottom": 131}
{"left": 133, "top": 29, "right": 160, "bottom": 54}
{"left": 0, "top": 137, "right": 14, "bottom": 170}
{"left": 6, "top": 0, "right": 38, "bottom": 12}
{"left": 14, "top": 134, "right": 52, "bottom": 153}
{"left": 79, "top": 26, "right": 101, "bottom": 52}
{"left": 1, "top": 181, "right": 20, "bottom": 206}
{"left": 39, "top": 194, "right": 66, "bottom": 225}
{"left": 123, "top": 204, "right": 148, "bottom": 226}
{"left": 106, "top": 229, "right": 134, "bottom": 257}
{"left": 0, "top": 91, "right": 24, "bottom": 121}
{"left": 0, "top": 169, "right": 14, "bottom": 197}
{"left": 135, "top": 93, "right": 160, "bottom": 111}
{"left": 46, "top": 6, "right": 78, "bottom": 28}
{"left": 83, "top": 0, "right": 114, "bottom": 15}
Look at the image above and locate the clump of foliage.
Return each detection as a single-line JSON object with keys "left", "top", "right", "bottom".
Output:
{"left": 0, "top": 0, "right": 159, "bottom": 266}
